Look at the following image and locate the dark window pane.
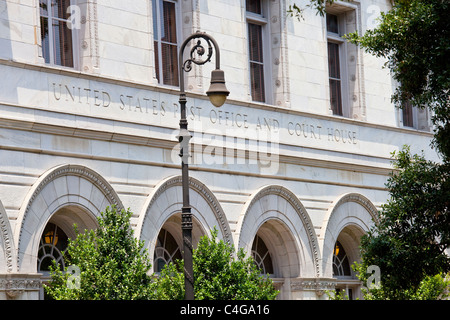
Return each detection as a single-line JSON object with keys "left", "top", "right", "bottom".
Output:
{"left": 328, "top": 41, "right": 342, "bottom": 115}
{"left": 250, "top": 62, "right": 265, "bottom": 102}
{"left": 329, "top": 79, "right": 342, "bottom": 115}
{"left": 38, "top": 223, "right": 69, "bottom": 272}
{"left": 40, "top": 0, "right": 49, "bottom": 16}
{"left": 154, "top": 40, "right": 160, "bottom": 83}
{"left": 246, "top": 0, "right": 262, "bottom": 15}
{"left": 161, "top": 1, "right": 177, "bottom": 44}
{"left": 332, "top": 241, "right": 351, "bottom": 276}
{"left": 154, "top": 0, "right": 179, "bottom": 86}
{"left": 248, "top": 22, "right": 265, "bottom": 102}
{"left": 248, "top": 23, "right": 263, "bottom": 63}
{"left": 154, "top": 229, "right": 182, "bottom": 273}
{"left": 161, "top": 43, "right": 179, "bottom": 86}
{"left": 327, "top": 42, "right": 340, "bottom": 79}
{"left": 263, "top": 253, "right": 274, "bottom": 274}
{"left": 40, "top": 17, "right": 50, "bottom": 63}
{"left": 403, "top": 101, "right": 414, "bottom": 127}
{"left": 51, "top": 0, "right": 71, "bottom": 20}
{"left": 40, "top": 0, "right": 74, "bottom": 67}
{"left": 326, "top": 13, "right": 339, "bottom": 34}
{"left": 52, "top": 19, "right": 73, "bottom": 67}
{"left": 252, "top": 235, "right": 274, "bottom": 275}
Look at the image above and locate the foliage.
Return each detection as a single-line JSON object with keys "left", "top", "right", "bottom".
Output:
{"left": 45, "top": 208, "right": 277, "bottom": 300}
{"left": 288, "top": 0, "right": 345, "bottom": 19}
{"left": 406, "top": 273, "right": 450, "bottom": 300}
{"left": 44, "top": 206, "right": 154, "bottom": 300}
{"left": 355, "top": 261, "right": 450, "bottom": 300}
{"left": 151, "top": 261, "right": 185, "bottom": 300}
{"left": 353, "top": 146, "right": 450, "bottom": 299}
{"left": 326, "top": 289, "right": 350, "bottom": 300}
{"left": 154, "top": 228, "right": 279, "bottom": 300}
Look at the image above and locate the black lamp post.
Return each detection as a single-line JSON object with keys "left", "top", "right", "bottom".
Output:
{"left": 177, "top": 31, "right": 229, "bottom": 300}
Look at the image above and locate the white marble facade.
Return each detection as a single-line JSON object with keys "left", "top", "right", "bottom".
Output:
{"left": 0, "top": 0, "right": 438, "bottom": 299}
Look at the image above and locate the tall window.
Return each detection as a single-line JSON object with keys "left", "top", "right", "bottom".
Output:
{"left": 402, "top": 101, "right": 414, "bottom": 128}
{"left": 37, "top": 223, "right": 69, "bottom": 274}
{"left": 153, "top": 0, "right": 179, "bottom": 86}
{"left": 246, "top": 0, "right": 268, "bottom": 103}
{"left": 251, "top": 234, "right": 274, "bottom": 275}
{"left": 332, "top": 240, "right": 351, "bottom": 277}
{"left": 39, "top": 0, "right": 74, "bottom": 67}
{"left": 154, "top": 228, "right": 182, "bottom": 273}
{"left": 327, "top": 13, "right": 344, "bottom": 116}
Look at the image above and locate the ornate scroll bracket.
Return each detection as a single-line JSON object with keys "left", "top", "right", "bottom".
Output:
{"left": 182, "top": 32, "right": 214, "bottom": 73}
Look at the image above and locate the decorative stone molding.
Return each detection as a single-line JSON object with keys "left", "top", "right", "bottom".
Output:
{"left": 16, "top": 164, "right": 123, "bottom": 272}
{"left": 138, "top": 175, "right": 233, "bottom": 245}
{"left": 0, "top": 274, "right": 42, "bottom": 299}
{"left": 0, "top": 201, "right": 14, "bottom": 273}
{"left": 238, "top": 185, "right": 321, "bottom": 277}
{"left": 290, "top": 277, "right": 337, "bottom": 297}
{"left": 329, "top": 193, "right": 379, "bottom": 224}
{"left": 319, "top": 192, "right": 379, "bottom": 278}
{"left": 271, "top": 278, "right": 285, "bottom": 292}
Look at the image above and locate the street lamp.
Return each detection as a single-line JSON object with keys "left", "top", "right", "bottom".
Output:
{"left": 177, "top": 31, "right": 229, "bottom": 300}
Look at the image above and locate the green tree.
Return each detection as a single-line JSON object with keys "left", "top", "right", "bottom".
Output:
{"left": 154, "top": 228, "right": 279, "bottom": 300}
{"left": 353, "top": 146, "right": 450, "bottom": 299}
{"left": 45, "top": 206, "right": 154, "bottom": 300}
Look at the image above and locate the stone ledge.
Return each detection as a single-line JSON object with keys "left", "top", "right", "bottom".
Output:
{"left": 290, "top": 277, "right": 337, "bottom": 297}
{"left": 0, "top": 273, "right": 42, "bottom": 299}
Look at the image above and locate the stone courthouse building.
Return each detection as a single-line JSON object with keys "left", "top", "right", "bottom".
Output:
{"left": 0, "top": 0, "right": 437, "bottom": 299}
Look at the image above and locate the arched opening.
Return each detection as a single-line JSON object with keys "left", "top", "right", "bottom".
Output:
{"left": 250, "top": 219, "right": 300, "bottom": 279}
{"left": 137, "top": 176, "right": 232, "bottom": 270}
{"left": 37, "top": 223, "right": 68, "bottom": 274}
{"left": 36, "top": 205, "right": 98, "bottom": 299}
{"left": 252, "top": 234, "right": 274, "bottom": 275}
{"left": 151, "top": 213, "right": 206, "bottom": 273}
{"left": 320, "top": 192, "right": 378, "bottom": 291}
{"left": 332, "top": 240, "right": 351, "bottom": 277}
{"left": 237, "top": 186, "right": 320, "bottom": 279}
{"left": 332, "top": 225, "right": 365, "bottom": 300}
{"left": 248, "top": 219, "right": 302, "bottom": 299}
{"left": 15, "top": 164, "right": 122, "bottom": 275}
{"left": 154, "top": 228, "right": 182, "bottom": 273}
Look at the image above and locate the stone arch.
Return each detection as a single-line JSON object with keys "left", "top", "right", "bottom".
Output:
{"left": 236, "top": 185, "right": 321, "bottom": 278}
{"left": 320, "top": 193, "right": 379, "bottom": 278}
{"left": 136, "top": 175, "right": 232, "bottom": 266}
{"left": 14, "top": 164, "right": 123, "bottom": 273}
{"left": 252, "top": 219, "right": 301, "bottom": 278}
{"left": 0, "top": 200, "right": 16, "bottom": 273}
